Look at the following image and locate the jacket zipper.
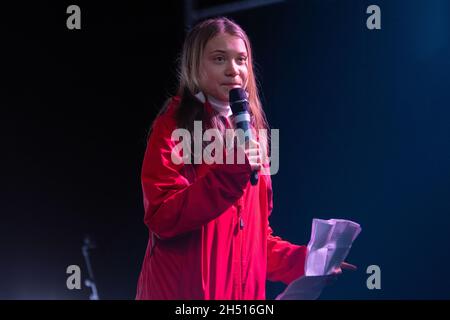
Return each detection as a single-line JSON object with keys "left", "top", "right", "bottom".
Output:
{"left": 239, "top": 216, "right": 245, "bottom": 230}
{"left": 236, "top": 197, "right": 244, "bottom": 299}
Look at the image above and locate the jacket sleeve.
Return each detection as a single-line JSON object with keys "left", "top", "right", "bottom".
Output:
{"left": 265, "top": 173, "right": 308, "bottom": 284}
{"left": 141, "top": 114, "right": 253, "bottom": 240}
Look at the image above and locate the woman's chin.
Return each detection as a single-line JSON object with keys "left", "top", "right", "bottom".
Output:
{"left": 219, "top": 90, "right": 232, "bottom": 102}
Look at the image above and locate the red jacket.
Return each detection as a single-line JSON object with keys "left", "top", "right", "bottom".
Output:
{"left": 136, "top": 96, "right": 307, "bottom": 300}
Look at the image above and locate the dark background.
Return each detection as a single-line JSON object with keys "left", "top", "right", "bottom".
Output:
{"left": 2, "top": 0, "right": 449, "bottom": 299}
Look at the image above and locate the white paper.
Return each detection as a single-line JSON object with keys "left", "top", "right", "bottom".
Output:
{"left": 275, "top": 274, "right": 336, "bottom": 300}
{"left": 305, "top": 219, "right": 361, "bottom": 276}
{"left": 276, "top": 218, "right": 361, "bottom": 300}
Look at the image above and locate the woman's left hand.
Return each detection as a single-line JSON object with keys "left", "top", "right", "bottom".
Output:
{"left": 332, "top": 261, "right": 357, "bottom": 275}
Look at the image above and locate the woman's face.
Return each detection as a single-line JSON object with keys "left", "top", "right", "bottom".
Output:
{"left": 199, "top": 33, "right": 249, "bottom": 102}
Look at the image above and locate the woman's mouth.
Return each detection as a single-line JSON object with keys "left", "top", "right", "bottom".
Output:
{"left": 222, "top": 83, "right": 241, "bottom": 88}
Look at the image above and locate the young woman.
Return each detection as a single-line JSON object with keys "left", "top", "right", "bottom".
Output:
{"left": 135, "top": 17, "right": 352, "bottom": 300}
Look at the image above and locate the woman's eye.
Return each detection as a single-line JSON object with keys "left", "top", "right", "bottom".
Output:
{"left": 214, "top": 56, "right": 225, "bottom": 62}
{"left": 237, "top": 57, "right": 247, "bottom": 64}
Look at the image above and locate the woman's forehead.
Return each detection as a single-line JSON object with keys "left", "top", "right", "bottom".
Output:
{"left": 205, "top": 33, "right": 247, "bottom": 55}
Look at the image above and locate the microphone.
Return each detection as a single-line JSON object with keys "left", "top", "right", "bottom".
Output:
{"left": 229, "top": 88, "right": 258, "bottom": 186}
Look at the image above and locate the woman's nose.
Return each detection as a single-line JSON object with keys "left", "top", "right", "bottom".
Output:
{"left": 225, "top": 60, "right": 239, "bottom": 76}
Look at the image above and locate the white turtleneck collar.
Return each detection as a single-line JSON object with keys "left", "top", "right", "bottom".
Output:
{"left": 194, "top": 91, "right": 232, "bottom": 117}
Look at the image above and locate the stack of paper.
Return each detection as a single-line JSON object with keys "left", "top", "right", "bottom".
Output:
{"left": 276, "top": 218, "right": 361, "bottom": 300}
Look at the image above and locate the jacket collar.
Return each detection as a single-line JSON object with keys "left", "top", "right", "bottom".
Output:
{"left": 194, "top": 91, "right": 232, "bottom": 118}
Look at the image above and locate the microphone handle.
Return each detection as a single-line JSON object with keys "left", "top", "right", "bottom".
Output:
{"left": 244, "top": 134, "right": 259, "bottom": 186}
{"left": 233, "top": 112, "right": 259, "bottom": 186}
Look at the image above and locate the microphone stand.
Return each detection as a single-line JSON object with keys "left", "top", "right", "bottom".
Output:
{"left": 82, "top": 235, "right": 100, "bottom": 300}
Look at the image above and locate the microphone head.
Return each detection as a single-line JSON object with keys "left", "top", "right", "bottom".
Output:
{"left": 229, "top": 88, "right": 249, "bottom": 114}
